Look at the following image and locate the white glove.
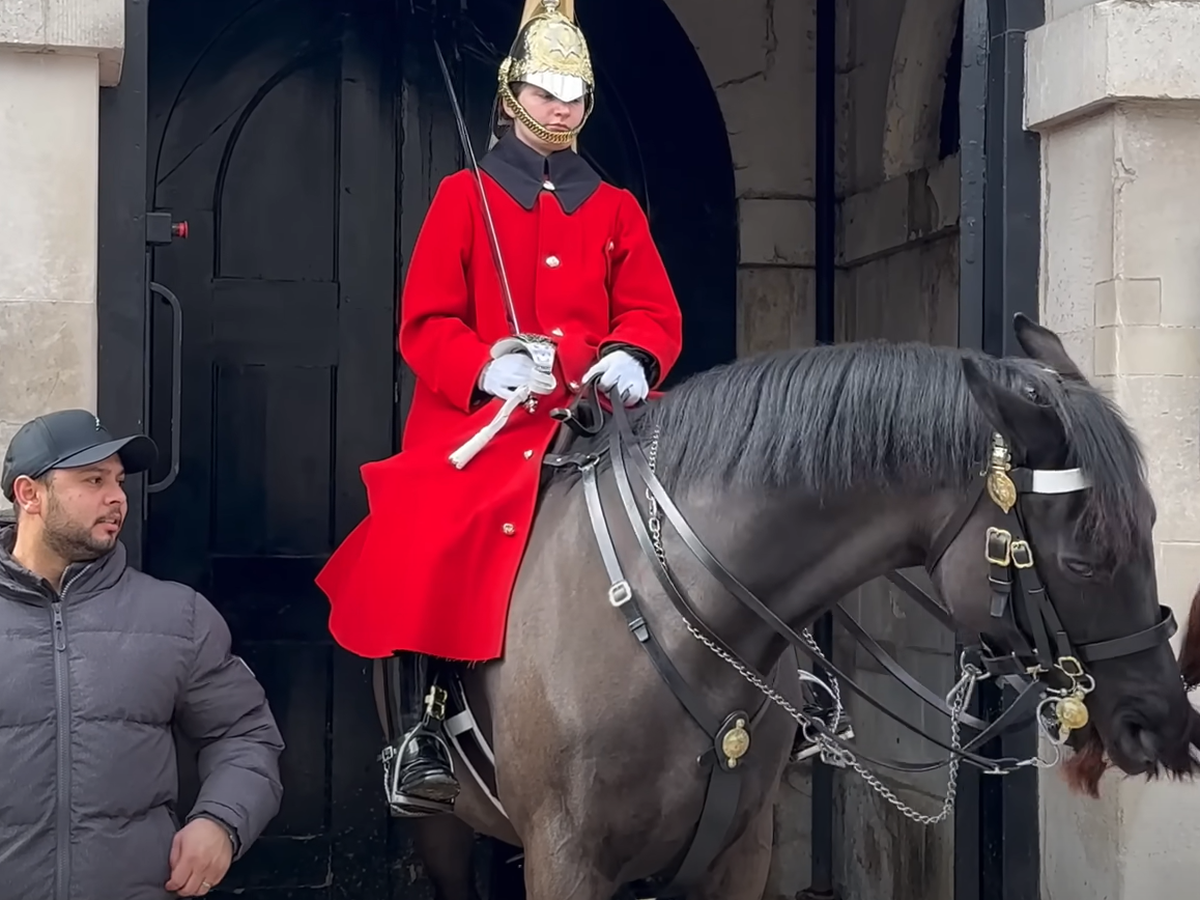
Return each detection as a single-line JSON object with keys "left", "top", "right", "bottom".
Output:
{"left": 582, "top": 350, "right": 649, "bottom": 406}
{"left": 480, "top": 352, "right": 556, "bottom": 401}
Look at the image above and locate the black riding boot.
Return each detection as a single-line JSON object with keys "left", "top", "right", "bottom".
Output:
{"left": 380, "top": 652, "right": 460, "bottom": 817}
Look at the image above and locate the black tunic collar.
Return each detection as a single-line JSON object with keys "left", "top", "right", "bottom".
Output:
{"left": 479, "top": 129, "right": 601, "bottom": 215}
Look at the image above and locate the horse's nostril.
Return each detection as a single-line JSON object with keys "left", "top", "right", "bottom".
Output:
{"left": 1116, "top": 714, "right": 1161, "bottom": 768}
{"left": 1136, "top": 723, "right": 1161, "bottom": 762}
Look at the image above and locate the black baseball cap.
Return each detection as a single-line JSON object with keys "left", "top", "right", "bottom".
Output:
{"left": 2, "top": 409, "right": 158, "bottom": 501}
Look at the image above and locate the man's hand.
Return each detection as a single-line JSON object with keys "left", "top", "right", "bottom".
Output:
{"left": 165, "top": 817, "right": 235, "bottom": 896}
{"left": 479, "top": 353, "right": 557, "bottom": 400}
{"left": 583, "top": 350, "right": 649, "bottom": 406}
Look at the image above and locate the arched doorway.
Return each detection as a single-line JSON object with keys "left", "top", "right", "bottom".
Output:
{"left": 143, "top": 0, "right": 734, "bottom": 895}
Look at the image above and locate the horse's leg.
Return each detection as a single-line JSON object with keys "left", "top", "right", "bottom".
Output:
{"left": 521, "top": 841, "right": 618, "bottom": 900}
{"left": 412, "top": 815, "right": 479, "bottom": 900}
{"left": 686, "top": 805, "right": 775, "bottom": 900}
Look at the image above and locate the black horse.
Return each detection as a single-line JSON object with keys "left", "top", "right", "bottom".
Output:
{"left": 380, "top": 315, "right": 1199, "bottom": 899}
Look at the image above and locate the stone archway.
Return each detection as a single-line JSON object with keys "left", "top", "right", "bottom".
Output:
{"left": 882, "top": 0, "right": 965, "bottom": 179}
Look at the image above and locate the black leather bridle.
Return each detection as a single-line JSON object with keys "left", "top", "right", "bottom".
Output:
{"left": 548, "top": 383, "right": 1178, "bottom": 775}
{"left": 540, "top": 383, "right": 1178, "bottom": 895}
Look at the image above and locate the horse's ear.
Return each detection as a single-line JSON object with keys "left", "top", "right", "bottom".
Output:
{"left": 1012, "top": 313, "right": 1088, "bottom": 383}
{"left": 962, "top": 357, "right": 1065, "bottom": 464}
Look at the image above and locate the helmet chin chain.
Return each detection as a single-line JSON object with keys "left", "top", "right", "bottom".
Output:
{"left": 496, "top": 71, "right": 593, "bottom": 147}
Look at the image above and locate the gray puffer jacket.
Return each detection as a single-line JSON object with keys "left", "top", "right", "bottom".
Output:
{"left": 0, "top": 526, "right": 284, "bottom": 900}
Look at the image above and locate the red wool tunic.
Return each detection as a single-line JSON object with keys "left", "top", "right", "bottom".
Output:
{"left": 316, "top": 135, "right": 683, "bottom": 662}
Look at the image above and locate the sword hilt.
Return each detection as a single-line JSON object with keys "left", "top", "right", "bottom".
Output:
{"left": 492, "top": 333, "right": 558, "bottom": 412}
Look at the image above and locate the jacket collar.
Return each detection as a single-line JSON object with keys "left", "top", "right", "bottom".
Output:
{"left": 479, "top": 129, "right": 601, "bottom": 215}
{"left": 0, "top": 524, "right": 127, "bottom": 605}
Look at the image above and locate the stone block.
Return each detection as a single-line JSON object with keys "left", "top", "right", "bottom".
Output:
{"left": 739, "top": 198, "right": 815, "bottom": 266}
{"left": 880, "top": 0, "right": 963, "bottom": 180}
{"left": 1094, "top": 278, "right": 1162, "bottom": 327}
{"left": 1156, "top": 542, "right": 1200, "bottom": 636}
{"left": 842, "top": 63, "right": 889, "bottom": 195}
{"left": 1093, "top": 325, "right": 1200, "bottom": 377}
{"left": 1028, "top": 1, "right": 1200, "bottom": 133}
{"left": 844, "top": 235, "right": 958, "bottom": 346}
{"left": 679, "top": 0, "right": 815, "bottom": 197}
{"left": 0, "top": 418, "right": 21, "bottom": 517}
{"left": 1113, "top": 107, "right": 1200, "bottom": 328}
{"left": 665, "top": 0, "right": 811, "bottom": 92}
{"left": 0, "top": 0, "right": 124, "bottom": 85}
{"left": 841, "top": 159, "right": 959, "bottom": 266}
{"left": 925, "top": 154, "right": 960, "bottom": 232}
{"left": 842, "top": 175, "right": 909, "bottom": 265}
{"left": 1040, "top": 760, "right": 1124, "bottom": 900}
{"left": 1106, "top": 375, "right": 1200, "bottom": 544}
{"left": 766, "top": 772, "right": 813, "bottom": 898}
{"left": 737, "top": 267, "right": 815, "bottom": 356}
{"left": 0, "top": 53, "right": 99, "bottom": 304}
{"left": 850, "top": 0, "right": 905, "bottom": 73}
{"left": 1118, "top": 775, "right": 1200, "bottom": 899}
{"left": 1040, "top": 114, "right": 1116, "bottom": 335}
{"left": 843, "top": 575, "right": 956, "bottom": 657}
{"left": 838, "top": 772, "right": 954, "bottom": 900}
{"left": 0, "top": 299, "right": 98, "bottom": 422}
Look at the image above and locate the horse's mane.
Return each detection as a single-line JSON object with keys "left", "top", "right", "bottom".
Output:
{"left": 631, "top": 340, "right": 1150, "bottom": 559}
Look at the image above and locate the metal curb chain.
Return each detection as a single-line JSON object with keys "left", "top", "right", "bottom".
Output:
{"left": 642, "top": 426, "right": 969, "bottom": 827}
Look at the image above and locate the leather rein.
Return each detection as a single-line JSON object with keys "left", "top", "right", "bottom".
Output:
{"left": 546, "top": 383, "right": 1179, "bottom": 776}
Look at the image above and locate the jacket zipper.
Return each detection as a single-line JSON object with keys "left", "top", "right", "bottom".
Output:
{"left": 52, "top": 567, "right": 86, "bottom": 900}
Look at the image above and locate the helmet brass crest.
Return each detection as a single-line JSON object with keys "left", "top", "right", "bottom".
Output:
{"left": 495, "top": 0, "right": 596, "bottom": 147}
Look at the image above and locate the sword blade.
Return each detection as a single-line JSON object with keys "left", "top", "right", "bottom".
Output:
{"left": 433, "top": 39, "right": 522, "bottom": 338}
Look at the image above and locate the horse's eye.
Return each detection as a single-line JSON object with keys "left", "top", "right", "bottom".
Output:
{"left": 1064, "top": 558, "right": 1095, "bottom": 578}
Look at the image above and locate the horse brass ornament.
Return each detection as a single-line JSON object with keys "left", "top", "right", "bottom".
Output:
{"left": 1056, "top": 693, "right": 1090, "bottom": 733}
{"left": 721, "top": 718, "right": 751, "bottom": 767}
{"left": 986, "top": 432, "right": 1018, "bottom": 514}
{"left": 1037, "top": 656, "right": 1095, "bottom": 743}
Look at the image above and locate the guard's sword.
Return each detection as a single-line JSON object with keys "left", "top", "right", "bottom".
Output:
{"left": 432, "top": 38, "right": 557, "bottom": 407}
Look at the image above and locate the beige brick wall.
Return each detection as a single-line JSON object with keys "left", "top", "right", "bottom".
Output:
{"left": 664, "top": 0, "right": 820, "bottom": 891}
{"left": 833, "top": 0, "right": 963, "bottom": 896}
{"left": 668, "top": 0, "right": 965, "bottom": 895}
{"left": 0, "top": 0, "right": 125, "bottom": 515}
{"left": 1028, "top": 3, "right": 1200, "bottom": 894}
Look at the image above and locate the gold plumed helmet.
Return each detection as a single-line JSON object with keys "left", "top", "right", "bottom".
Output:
{"left": 495, "top": 0, "right": 594, "bottom": 147}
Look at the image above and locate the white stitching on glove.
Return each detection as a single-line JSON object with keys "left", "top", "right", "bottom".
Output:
{"left": 582, "top": 350, "right": 649, "bottom": 406}
{"left": 480, "top": 353, "right": 557, "bottom": 400}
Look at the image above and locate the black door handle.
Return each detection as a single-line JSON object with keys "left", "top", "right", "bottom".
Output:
{"left": 147, "top": 281, "right": 182, "bottom": 494}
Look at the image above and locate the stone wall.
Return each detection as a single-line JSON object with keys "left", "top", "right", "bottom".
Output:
{"left": 0, "top": 0, "right": 125, "bottom": 514}
{"left": 660, "top": 1, "right": 819, "bottom": 891}
{"left": 666, "top": 0, "right": 817, "bottom": 361}
{"left": 834, "top": 0, "right": 964, "bottom": 896}
{"left": 1027, "top": 2, "right": 1200, "bottom": 897}
{"left": 665, "top": 0, "right": 966, "bottom": 895}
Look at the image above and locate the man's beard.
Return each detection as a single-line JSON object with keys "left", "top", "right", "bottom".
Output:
{"left": 41, "top": 492, "right": 121, "bottom": 563}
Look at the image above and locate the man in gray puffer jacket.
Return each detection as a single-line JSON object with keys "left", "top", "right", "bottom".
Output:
{"left": 0, "top": 409, "right": 285, "bottom": 899}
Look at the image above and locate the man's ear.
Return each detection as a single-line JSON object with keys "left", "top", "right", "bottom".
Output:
{"left": 11, "top": 475, "right": 43, "bottom": 517}
{"left": 962, "top": 357, "right": 1066, "bottom": 464}
{"left": 1012, "top": 313, "right": 1088, "bottom": 383}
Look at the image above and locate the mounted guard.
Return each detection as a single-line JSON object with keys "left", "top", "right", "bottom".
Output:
{"left": 314, "top": 0, "right": 684, "bottom": 817}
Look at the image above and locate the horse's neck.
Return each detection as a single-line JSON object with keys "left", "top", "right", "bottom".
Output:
{"left": 665, "top": 484, "right": 947, "bottom": 676}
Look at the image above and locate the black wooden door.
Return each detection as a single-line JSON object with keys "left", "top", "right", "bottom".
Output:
{"left": 141, "top": 0, "right": 734, "bottom": 896}
{"left": 144, "top": 1, "right": 424, "bottom": 896}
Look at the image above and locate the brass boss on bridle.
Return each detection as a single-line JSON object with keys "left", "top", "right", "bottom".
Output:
{"left": 926, "top": 431, "right": 1179, "bottom": 750}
